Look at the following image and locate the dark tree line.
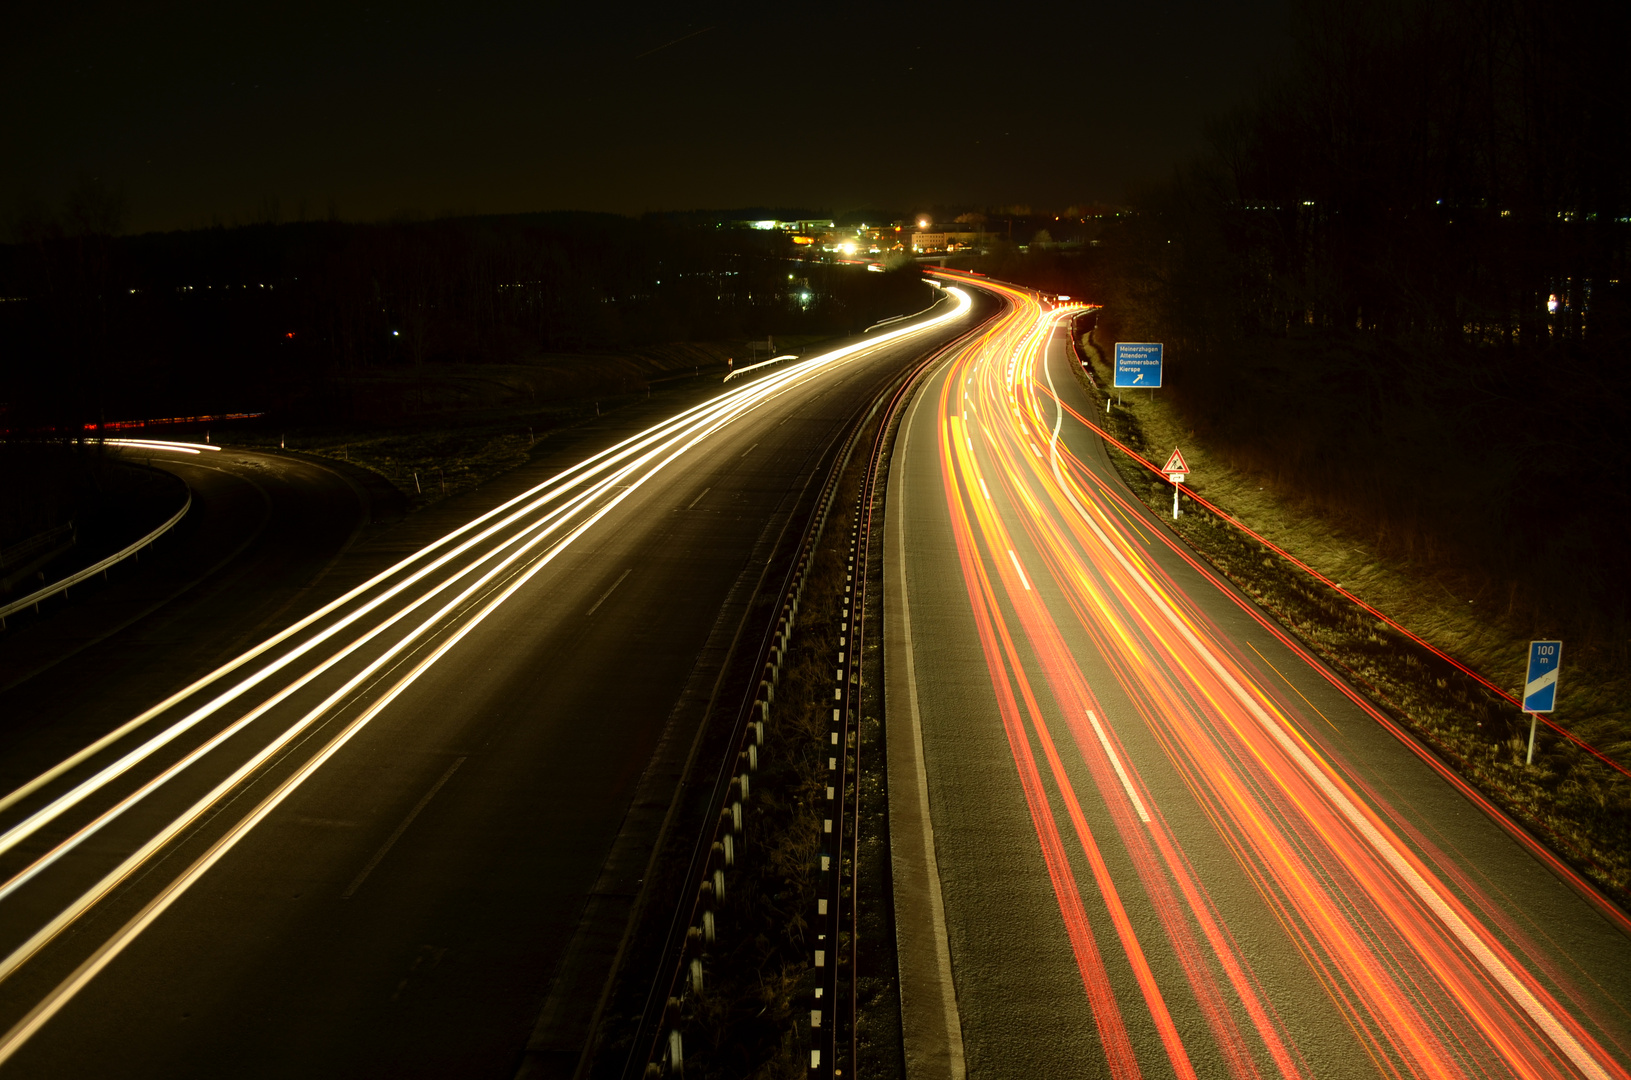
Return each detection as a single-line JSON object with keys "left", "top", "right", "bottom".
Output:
{"left": 0, "top": 212, "right": 928, "bottom": 430}
{"left": 1093, "top": 0, "right": 1631, "bottom": 636}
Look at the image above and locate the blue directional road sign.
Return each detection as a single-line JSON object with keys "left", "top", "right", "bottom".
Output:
{"left": 1523, "top": 640, "right": 1562, "bottom": 713}
{"left": 1114, "top": 342, "right": 1164, "bottom": 388}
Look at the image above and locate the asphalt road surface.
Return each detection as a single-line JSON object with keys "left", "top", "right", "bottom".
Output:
{"left": 0, "top": 290, "right": 977, "bottom": 1078}
{"left": 886, "top": 278, "right": 1631, "bottom": 1079}
{"left": 0, "top": 443, "right": 382, "bottom": 701}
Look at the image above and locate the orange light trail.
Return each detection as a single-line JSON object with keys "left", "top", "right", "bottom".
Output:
{"left": 921, "top": 273, "right": 1631, "bottom": 1079}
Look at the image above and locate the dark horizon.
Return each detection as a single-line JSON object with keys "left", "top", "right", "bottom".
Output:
{"left": 5, "top": 0, "right": 1291, "bottom": 235}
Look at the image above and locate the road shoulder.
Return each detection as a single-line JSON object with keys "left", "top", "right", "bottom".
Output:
{"left": 883, "top": 375, "right": 966, "bottom": 1080}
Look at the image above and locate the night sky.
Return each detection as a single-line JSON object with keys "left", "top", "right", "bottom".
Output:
{"left": 7, "top": 1, "right": 1291, "bottom": 234}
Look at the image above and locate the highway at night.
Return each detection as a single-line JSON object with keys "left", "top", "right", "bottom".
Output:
{"left": 0, "top": 290, "right": 976, "bottom": 1078}
{"left": 885, "top": 276, "right": 1631, "bottom": 1079}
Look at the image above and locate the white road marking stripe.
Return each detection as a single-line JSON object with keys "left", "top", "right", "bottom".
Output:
{"left": 586, "top": 569, "right": 632, "bottom": 616}
{"left": 342, "top": 757, "right": 466, "bottom": 899}
{"left": 1006, "top": 549, "right": 1031, "bottom": 591}
{"left": 1087, "top": 710, "right": 1150, "bottom": 823}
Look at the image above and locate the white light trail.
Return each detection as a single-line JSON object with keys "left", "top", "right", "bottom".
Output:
{"left": 0, "top": 285, "right": 973, "bottom": 1059}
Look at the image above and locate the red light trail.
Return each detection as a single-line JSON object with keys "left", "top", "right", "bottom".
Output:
{"left": 922, "top": 275, "right": 1630, "bottom": 1079}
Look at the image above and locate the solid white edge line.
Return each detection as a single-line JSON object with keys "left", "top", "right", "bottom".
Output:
{"left": 891, "top": 367, "right": 968, "bottom": 1080}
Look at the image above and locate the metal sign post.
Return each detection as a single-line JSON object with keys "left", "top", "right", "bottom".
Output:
{"left": 1114, "top": 343, "right": 1164, "bottom": 388}
{"left": 1522, "top": 640, "right": 1562, "bottom": 765}
{"left": 1161, "top": 449, "right": 1189, "bottom": 520}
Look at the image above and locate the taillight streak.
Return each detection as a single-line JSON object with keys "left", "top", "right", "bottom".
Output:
{"left": 924, "top": 276, "right": 1627, "bottom": 1079}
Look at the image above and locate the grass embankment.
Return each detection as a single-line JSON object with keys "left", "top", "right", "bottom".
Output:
{"left": 245, "top": 403, "right": 602, "bottom": 511}
{"left": 234, "top": 338, "right": 834, "bottom": 513}
{"left": 1072, "top": 334, "right": 1631, "bottom": 906}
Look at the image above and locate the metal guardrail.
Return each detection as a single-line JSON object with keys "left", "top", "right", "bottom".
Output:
{"left": 0, "top": 522, "right": 76, "bottom": 572}
{"left": 622, "top": 395, "right": 863, "bottom": 1080}
{"left": 0, "top": 487, "right": 192, "bottom": 629}
{"left": 624, "top": 317, "right": 992, "bottom": 1079}
{"left": 814, "top": 324, "right": 979, "bottom": 1079}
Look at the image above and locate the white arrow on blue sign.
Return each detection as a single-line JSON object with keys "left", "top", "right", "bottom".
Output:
{"left": 1114, "top": 343, "right": 1163, "bottom": 388}
{"left": 1524, "top": 640, "right": 1562, "bottom": 713}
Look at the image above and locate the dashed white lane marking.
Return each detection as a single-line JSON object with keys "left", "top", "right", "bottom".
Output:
{"left": 1006, "top": 549, "right": 1031, "bottom": 591}
{"left": 343, "top": 756, "right": 467, "bottom": 899}
{"left": 586, "top": 569, "right": 633, "bottom": 616}
{"left": 1087, "top": 710, "right": 1151, "bottom": 823}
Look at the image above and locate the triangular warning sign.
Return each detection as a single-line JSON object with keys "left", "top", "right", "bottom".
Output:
{"left": 1162, "top": 449, "right": 1190, "bottom": 475}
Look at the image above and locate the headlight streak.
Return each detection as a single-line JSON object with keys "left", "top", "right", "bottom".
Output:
{"left": 97, "top": 438, "right": 221, "bottom": 454}
{"left": 2, "top": 289, "right": 973, "bottom": 830}
{"left": 925, "top": 274, "right": 1628, "bottom": 1079}
{"left": 0, "top": 451, "right": 644, "bottom": 1054}
{"left": 0, "top": 432, "right": 697, "bottom": 903}
{"left": 3, "top": 350, "right": 907, "bottom": 897}
{"left": 0, "top": 287, "right": 972, "bottom": 1060}
{"left": 0, "top": 287, "right": 973, "bottom": 839}
{"left": 0, "top": 394, "right": 757, "bottom": 819}
{"left": 0, "top": 369, "right": 824, "bottom": 862}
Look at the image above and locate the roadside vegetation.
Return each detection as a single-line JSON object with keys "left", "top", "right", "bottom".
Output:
{"left": 677, "top": 531, "right": 840, "bottom": 1080}
{"left": 219, "top": 334, "right": 852, "bottom": 513}
{"left": 1086, "top": 0, "right": 1630, "bottom": 675}
{"left": 1072, "top": 335, "right": 1631, "bottom": 904}
{"left": 948, "top": 0, "right": 1631, "bottom": 905}
{"left": 672, "top": 414, "right": 891, "bottom": 1079}
{"left": 587, "top": 421, "right": 877, "bottom": 1080}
